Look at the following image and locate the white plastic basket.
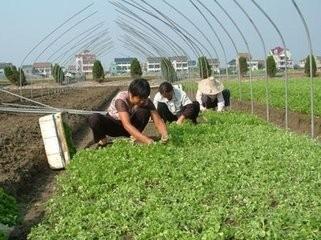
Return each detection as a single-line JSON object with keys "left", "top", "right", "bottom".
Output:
{"left": 39, "top": 113, "right": 71, "bottom": 170}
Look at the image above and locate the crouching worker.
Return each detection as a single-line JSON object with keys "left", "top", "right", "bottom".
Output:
{"left": 196, "top": 76, "right": 230, "bottom": 112}
{"left": 88, "top": 78, "right": 168, "bottom": 147}
{"left": 153, "top": 82, "right": 200, "bottom": 125}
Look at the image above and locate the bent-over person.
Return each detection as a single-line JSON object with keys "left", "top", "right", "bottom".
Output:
{"left": 196, "top": 77, "right": 230, "bottom": 112}
{"left": 88, "top": 79, "right": 168, "bottom": 147}
{"left": 153, "top": 82, "right": 200, "bottom": 125}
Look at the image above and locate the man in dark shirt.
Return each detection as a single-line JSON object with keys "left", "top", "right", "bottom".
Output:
{"left": 88, "top": 79, "right": 168, "bottom": 147}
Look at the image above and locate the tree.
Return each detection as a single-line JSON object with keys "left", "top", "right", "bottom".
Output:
{"left": 161, "top": 58, "right": 177, "bottom": 83}
{"left": 304, "top": 55, "right": 317, "bottom": 77}
{"left": 198, "top": 56, "right": 212, "bottom": 79}
{"left": 52, "top": 64, "right": 59, "bottom": 80}
{"left": 4, "top": 66, "right": 13, "bottom": 82}
{"left": 52, "top": 64, "right": 64, "bottom": 84}
{"left": 266, "top": 56, "right": 277, "bottom": 78}
{"left": 258, "top": 61, "right": 265, "bottom": 70}
{"left": 239, "top": 56, "right": 248, "bottom": 77}
{"left": 4, "top": 65, "right": 27, "bottom": 86}
{"left": 92, "top": 60, "right": 105, "bottom": 82}
{"left": 19, "top": 68, "right": 26, "bottom": 85}
{"left": 130, "top": 58, "right": 142, "bottom": 78}
{"left": 58, "top": 67, "right": 65, "bottom": 84}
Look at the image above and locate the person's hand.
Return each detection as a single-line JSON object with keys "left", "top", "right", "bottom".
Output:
{"left": 200, "top": 106, "right": 207, "bottom": 112}
{"left": 146, "top": 138, "right": 155, "bottom": 145}
{"left": 160, "top": 135, "right": 169, "bottom": 144}
{"left": 217, "top": 107, "right": 224, "bottom": 112}
{"left": 130, "top": 136, "right": 154, "bottom": 145}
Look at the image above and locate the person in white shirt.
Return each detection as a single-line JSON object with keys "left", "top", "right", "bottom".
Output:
{"left": 154, "top": 82, "right": 200, "bottom": 124}
{"left": 196, "top": 76, "right": 230, "bottom": 112}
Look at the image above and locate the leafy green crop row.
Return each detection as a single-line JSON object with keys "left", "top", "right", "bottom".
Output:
{"left": 182, "top": 78, "right": 321, "bottom": 117}
{"left": 29, "top": 112, "right": 321, "bottom": 239}
{"left": 225, "top": 78, "right": 321, "bottom": 116}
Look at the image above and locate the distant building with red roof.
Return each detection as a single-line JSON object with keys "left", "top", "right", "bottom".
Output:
{"left": 269, "top": 46, "right": 294, "bottom": 70}
{"left": 75, "top": 50, "right": 96, "bottom": 75}
{"left": 33, "top": 62, "right": 52, "bottom": 77}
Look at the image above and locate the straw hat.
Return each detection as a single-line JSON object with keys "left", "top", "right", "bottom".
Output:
{"left": 198, "top": 76, "right": 224, "bottom": 95}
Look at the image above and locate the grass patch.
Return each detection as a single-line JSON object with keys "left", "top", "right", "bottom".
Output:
{"left": 0, "top": 188, "right": 19, "bottom": 238}
{"left": 0, "top": 188, "right": 19, "bottom": 227}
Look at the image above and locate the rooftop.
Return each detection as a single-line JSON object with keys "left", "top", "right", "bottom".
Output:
{"left": 0, "top": 62, "right": 13, "bottom": 69}
{"left": 169, "top": 56, "right": 188, "bottom": 62}
{"left": 33, "top": 62, "right": 51, "bottom": 68}
{"left": 146, "top": 57, "right": 163, "bottom": 63}
{"left": 114, "top": 58, "right": 135, "bottom": 64}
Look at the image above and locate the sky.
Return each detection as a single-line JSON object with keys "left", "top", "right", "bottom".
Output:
{"left": 0, "top": 0, "right": 320, "bottom": 68}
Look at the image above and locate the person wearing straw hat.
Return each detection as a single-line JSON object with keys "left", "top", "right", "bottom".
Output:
{"left": 196, "top": 76, "right": 230, "bottom": 112}
{"left": 154, "top": 82, "right": 200, "bottom": 125}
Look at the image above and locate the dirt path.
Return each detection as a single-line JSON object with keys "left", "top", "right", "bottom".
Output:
{"left": 231, "top": 100, "right": 321, "bottom": 139}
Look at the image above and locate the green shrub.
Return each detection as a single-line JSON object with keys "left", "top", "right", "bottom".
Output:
{"left": 130, "top": 58, "right": 142, "bottom": 78}
{"left": 52, "top": 64, "right": 64, "bottom": 84}
{"left": 266, "top": 56, "right": 277, "bottom": 77}
{"left": 304, "top": 55, "right": 317, "bottom": 77}
{"left": 0, "top": 188, "right": 18, "bottom": 227}
{"left": 4, "top": 66, "right": 27, "bottom": 86}
{"left": 161, "top": 58, "right": 177, "bottom": 83}
{"left": 0, "top": 231, "right": 5, "bottom": 240}
{"left": 92, "top": 60, "right": 105, "bottom": 82}
{"left": 198, "top": 56, "right": 212, "bottom": 79}
{"left": 239, "top": 56, "right": 248, "bottom": 76}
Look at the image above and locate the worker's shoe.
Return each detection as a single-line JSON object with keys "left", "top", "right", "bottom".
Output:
{"left": 96, "top": 138, "right": 108, "bottom": 149}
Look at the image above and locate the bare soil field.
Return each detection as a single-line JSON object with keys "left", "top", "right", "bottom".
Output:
{"left": 0, "top": 86, "right": 119, "bottom": 239}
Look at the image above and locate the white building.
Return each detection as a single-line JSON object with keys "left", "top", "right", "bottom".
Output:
{"left": 146, "top": 57, "right": 162, "bottom": 72}
{"left": 169, "top": 56, "right": 188, "bottom": 72}
{"left": 269, "top": 47, "right": 294, "bottom": 70}
{"left": 233, "top": 53, "right": 265, "bottom": 71}
{"left": 145, "top": 56, "right": 189, "bottom": 73}
{"left": 67, "top": 65, "right": 77, "bottom": 72}
{"left": 229, "top": 56, "right": 265, "bottom": 72}
{"left": 75, "top": 50, "right": 96, "bottom": 75}
{"left": 113, "top": 58, "right": 135, "bottom": 74}
{"left": 248, "top": 60, "right": 265, "bottom": 71}
{"left": 33, "top": 62, "right": 52, "bottom": 77}
{"left": 208, "top": 58, "right": 220, "bottom": 73}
